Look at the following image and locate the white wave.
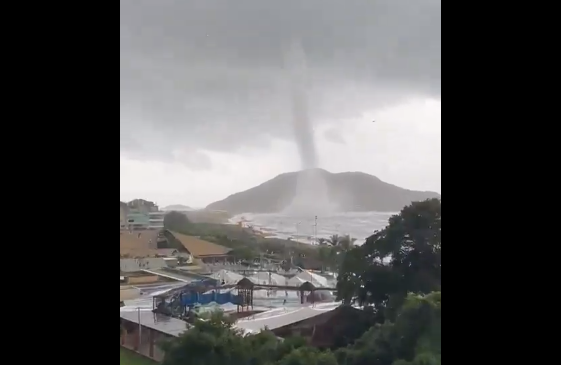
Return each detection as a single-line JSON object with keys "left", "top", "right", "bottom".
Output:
{"left": 232, "top": 211, "right": 396, "bottom": 244}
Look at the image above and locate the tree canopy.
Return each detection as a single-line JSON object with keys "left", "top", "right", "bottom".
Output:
{"left": 337, "top": 198, "right": 441, "bottom": 318}
{"left": 160, "top": 312, "right": 338, "bottom": 365}
{"left": 336, "top": 292, "right": 441, "bottom": 365}
{"left": 164, "top": 211, "right": 191, "bottom": 231}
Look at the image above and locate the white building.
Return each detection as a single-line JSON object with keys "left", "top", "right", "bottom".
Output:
{"left": 149, "top": 211, "right": 166, "bottom": 229}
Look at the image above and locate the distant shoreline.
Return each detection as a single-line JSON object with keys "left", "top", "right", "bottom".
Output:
{"left": 229, "top": 211, "right": 397, "bottom": 245}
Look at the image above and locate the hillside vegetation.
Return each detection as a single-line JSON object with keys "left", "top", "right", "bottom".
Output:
{"left": 206, "top": 169, "right": 440, "bottom": 214}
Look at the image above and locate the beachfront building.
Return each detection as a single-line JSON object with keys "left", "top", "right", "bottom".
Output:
{"left": 164, "top": 230, "right": 233, "bottom": 264}
{"left": 121, "top": 209, "right": 168, "bottom": 230}
{"left": 126, "top": 209, "right": 151, "bottom": 230}
{"left": 149, "top": 211, "right": 166, "bottom": 229}
{"left": 235, "top": 304, "right": 366, "bottom": 348}
{"left": 120, "top": 198, "right": 167, "bottom": 231}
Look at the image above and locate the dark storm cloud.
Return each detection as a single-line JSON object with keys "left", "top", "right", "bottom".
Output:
{"left": 120, "top": 0, "right": 441, "bottom": 165}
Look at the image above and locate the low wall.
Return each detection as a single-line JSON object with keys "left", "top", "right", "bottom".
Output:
{"left": 121, "top": 322, "right": 170, "bottom": 363}
{"left": 128, "top": 275, "right": 159, "bottom": 285}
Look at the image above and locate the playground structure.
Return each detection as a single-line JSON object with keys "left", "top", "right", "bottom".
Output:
{"left": 152, "top": 277, "right": 334, "bottom": 320}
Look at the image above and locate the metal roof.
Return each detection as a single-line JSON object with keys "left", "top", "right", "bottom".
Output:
{"left": 234, "top": 303, "right": 341, "bottom": 333}
{"left": 120, "top": 310, "right": 189, "bottom": 337}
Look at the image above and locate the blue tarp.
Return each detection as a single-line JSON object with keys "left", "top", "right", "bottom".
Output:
{"left": 180, "top": 291, "right": 241, "bottom": 306}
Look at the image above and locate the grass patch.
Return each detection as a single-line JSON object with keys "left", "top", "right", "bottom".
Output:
{"left": 120, "top": 348, "right": 157, "bottom": 365}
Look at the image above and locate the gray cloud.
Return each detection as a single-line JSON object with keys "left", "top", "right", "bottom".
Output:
{"left": 120, "top": 0, "right": 441, "bottom": 167}
{"left": 324, "top": 128, "right": 346, "bottom": 145}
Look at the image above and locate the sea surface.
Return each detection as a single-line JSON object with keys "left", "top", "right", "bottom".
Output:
{"left": 231, "top": 211, "right": 396, "bottom": 244}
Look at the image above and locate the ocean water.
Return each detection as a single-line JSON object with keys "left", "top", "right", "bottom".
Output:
{"left": 231, "top": 211, "right": 396, "bottom": 244}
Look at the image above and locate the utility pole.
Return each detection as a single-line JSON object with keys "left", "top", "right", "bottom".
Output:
{"left": 312, "top": 215, "right": 318, "bottom": 283}
{"left": 137, "top": 307, "right": 142, "bottom": 350}
{"left": 314, "top": 216, "right": 318, "bottom": 245}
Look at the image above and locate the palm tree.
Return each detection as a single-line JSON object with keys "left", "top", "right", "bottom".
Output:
{"left": 327, "top": 234, "right": 340, "bottom": 246}
{"left": 318, "top": 246, "right": 331, "bottom": 272}
{"left": 338, "top": 235, "right": 357, "bottom": 251}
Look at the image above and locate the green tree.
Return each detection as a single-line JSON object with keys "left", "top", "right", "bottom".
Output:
{"left": 326, "top": 234, "right": 356, "bottom": 274}
{"left": 327, "top": 235, "right": 340, "bottom": 246}
{"left": 161, "top": 312, "right": 252, "bottom": 365}
{"left": 336, "top": 247, "right": 371, "bottom": 305}
{"left": 337, "top": 292, "right": 441, "bottom": 365}
{"left": 337, "top": 235, "right": 356, "bottom": 251}
{"left": 337, "top": 199, "right": 441, "bottom": 314}
{"left": 318, "top": 246, "right": 332, "bottom": 272}
{"left": 230, "top": 246, "right": 259, "bottom": 261}
{"left": 161, "top": 311, "right": 338, "bottom": 365}
{"left": 164, "top": 211, "right": 191, "bottom": 232}
{"left": 279, "top": 347, "right": 338, "bottom": 365}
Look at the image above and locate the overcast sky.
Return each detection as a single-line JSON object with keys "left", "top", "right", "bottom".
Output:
{"left": 120, "top": 0, "right": 441, "bottom": 208}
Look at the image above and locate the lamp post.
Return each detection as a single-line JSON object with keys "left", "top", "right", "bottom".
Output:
{"left": 314, "top": 216, "right": 318, "bottom": 245}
